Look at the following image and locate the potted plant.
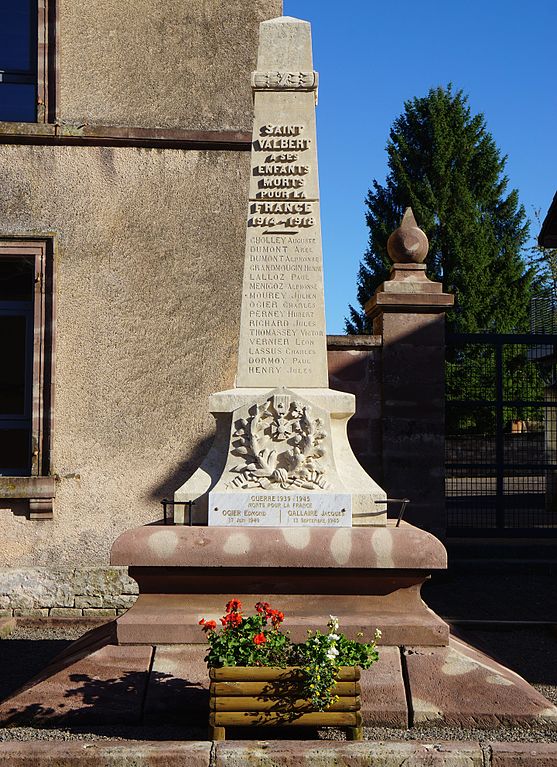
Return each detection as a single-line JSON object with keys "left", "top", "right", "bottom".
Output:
{"left": 199, "top": 599, "right": 380, "bottom": 740}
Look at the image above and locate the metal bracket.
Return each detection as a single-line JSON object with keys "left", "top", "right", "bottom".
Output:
{"left": 374, "top": 498, "right": 410, "bottom": 527}
{"left": 160, "top": 499, "right": 196, "bottom": 526}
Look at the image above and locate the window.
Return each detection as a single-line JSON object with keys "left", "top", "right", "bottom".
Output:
{"left": 0, "top": 242, "right": 52, "bottom": 479}
{"left": 0, "top": 0, "right": 53, "bottom": 122}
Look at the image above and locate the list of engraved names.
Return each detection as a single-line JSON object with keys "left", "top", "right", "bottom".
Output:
{"left": 243, "top": 122, "right": 325, "bottom": 381}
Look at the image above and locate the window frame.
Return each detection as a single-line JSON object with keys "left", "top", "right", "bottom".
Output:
{"left": 0, "top": 242, "right": 48, "bottom": 475}
{"left": 0, "top": 240, "right": 55, "bottom": 518}
{"left": 0, "top": 0, "right": 56, "bottom": 123}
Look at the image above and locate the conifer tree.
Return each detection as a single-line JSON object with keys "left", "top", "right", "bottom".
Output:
{"left": 346, "top": 85, "right": 532, "bottom": 334}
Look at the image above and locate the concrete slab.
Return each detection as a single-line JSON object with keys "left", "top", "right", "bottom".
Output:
{"left": 0, "top": 741, "right": 212, "bottom": 766}
{"left": 360, "top": 646, "right": 408, "bottom": 727}
{"left": 490, "top": 742, "right": 557, "bottom": 766}
{"left": 214, "top": 740, "right": 484, "bottom": 766}
{"left": 0, "top": 644, "right": 152, "bottom": 726}
{"left": 405, "top": 636, "right": 557, "bottom": 728}
{"left": 144, "top": 644, "right": 209, "bottom": 724}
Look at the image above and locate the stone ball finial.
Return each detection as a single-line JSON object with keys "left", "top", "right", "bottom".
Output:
{"left": 387, "top": 207, "right": 429, "bottom": 264}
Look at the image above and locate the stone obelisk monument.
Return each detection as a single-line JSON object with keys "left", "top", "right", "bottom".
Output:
{"left": 111, "top": 15, "right": 448, "bottom": 653}
{"left": 175, "top": 16, "right": 386, "bottom": 526}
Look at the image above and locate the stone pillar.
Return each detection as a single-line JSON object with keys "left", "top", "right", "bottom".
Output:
{"left": 365, "top": 209, "right": 454, "bottom": 538}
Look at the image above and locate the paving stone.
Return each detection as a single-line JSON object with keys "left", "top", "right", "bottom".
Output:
{"left": 83, "top": 609, "right": 117, "bottom": 617}
{"left": 0, "top": 617, "right": 15, "bottom": 638}
{"left": 0, "top": 741, "right": 211, "bottom": 766}
{"left": 0, "top": 644, "right": 152, "bottom": 726}
{"left": 360, "top": 646, "right": 408, "bottom": 727}
{"left": 405, "top": 636, "right": 557, "bottom": 728}
{"left": 143, "top": 644, "right": 209, "bottom": 724}
{"left": 490, "top": 742, "right": 557, "bottom": 766}
{"left": 49, "top": 608, "right": 82, "bottom": 617}
{"left": 214, "top": 740, "right": 484, "bottom": 766}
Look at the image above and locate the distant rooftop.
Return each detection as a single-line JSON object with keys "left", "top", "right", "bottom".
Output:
{"left": 539, "top": 191, "right": 557, "bottom": 248}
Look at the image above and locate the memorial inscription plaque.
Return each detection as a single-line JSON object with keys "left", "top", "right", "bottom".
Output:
{"left": 236, "top": 17, "right": 328, "bottom": 390}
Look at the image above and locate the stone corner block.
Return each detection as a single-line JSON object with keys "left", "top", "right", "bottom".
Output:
{"left": 49, "top": 608, "right": 83, "bottom": 617}
{"left": 0, "top": 617, "right": 16, "bottom": 638}
{"left": 72, "top": 567, "right": 138, "bottom": 596}
{"left": 490, "top": 742, "right": 557, "bottom": 765}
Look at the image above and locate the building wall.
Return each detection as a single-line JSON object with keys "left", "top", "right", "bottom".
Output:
{"left": 0, "top": 145, "right": 250, "bottom": 569}
{"left": 57, "top": 0, "right": 281, "bottom": 131}
{"left": 0, "top": 0, "right": 282, "bottom": 605}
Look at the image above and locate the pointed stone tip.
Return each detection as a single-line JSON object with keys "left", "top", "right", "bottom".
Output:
{"left": 257, "top": 15, "right": 313, "bottom": 72}
{"left": 387, "top": 209, "right": 429, "bottom": 264}
{"left": 401, "top": 207, "right": 418, "bottom": 229}
{"left": 262, "top": 16, "right": 310, "bottom": 25}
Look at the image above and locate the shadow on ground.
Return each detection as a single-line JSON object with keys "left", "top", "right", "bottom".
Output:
{"left": 0, "top": 640, "right": 72, "bottom": 701}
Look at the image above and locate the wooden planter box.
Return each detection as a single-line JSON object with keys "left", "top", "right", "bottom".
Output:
{"left": 208, "top": 666, "right": 362, "bottom": 740}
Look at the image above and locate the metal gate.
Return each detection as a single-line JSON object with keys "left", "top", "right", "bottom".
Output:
{"left": 446, "top": 333, "right": 557, "bottom": 536}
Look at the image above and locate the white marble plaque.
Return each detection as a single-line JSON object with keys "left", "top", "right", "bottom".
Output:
{"left": 209, "top": 491, "right": 352, "bottom": 527}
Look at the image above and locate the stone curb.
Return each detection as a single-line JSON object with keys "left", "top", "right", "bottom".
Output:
{"left": 0, "top": 740, "right": 557, "bottom": 766}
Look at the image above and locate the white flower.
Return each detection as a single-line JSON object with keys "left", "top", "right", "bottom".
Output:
{"left": 326, "top": 646, "right": 339, "bottom": 661}
{"left": 328, "top": 633, "right": 340, "bottom": 641}
{"left": 374, "top": 628, "right": 382, "bottom": 640}
{"left": 328, "top": 615, "right": 339, "bottom": 631}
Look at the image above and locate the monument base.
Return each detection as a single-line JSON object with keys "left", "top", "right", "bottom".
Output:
{"left": 1, "top": 522, "right": 555, "bottom": 730}
{"left": 109, "top": 520, "right": 448, "bottom": 646}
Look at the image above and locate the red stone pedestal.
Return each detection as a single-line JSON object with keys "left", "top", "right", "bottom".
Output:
{"left": 110, "top": 521, "right": 449, "bottom": 647}
{"left": 1, "top": 521, "right": 556, "bottom": 731}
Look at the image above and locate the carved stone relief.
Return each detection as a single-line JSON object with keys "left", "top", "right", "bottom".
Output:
{"left": 227, "top": 392, "right": 332, "bottom": 491}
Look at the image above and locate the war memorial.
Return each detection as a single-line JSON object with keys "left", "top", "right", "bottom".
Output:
{"left": 0, "top": 15, "right": 556, "bottom": 756}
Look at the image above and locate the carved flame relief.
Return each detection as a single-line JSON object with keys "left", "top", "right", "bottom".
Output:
{"left": 228, "top": 393, "right": 330, "bottom": 490}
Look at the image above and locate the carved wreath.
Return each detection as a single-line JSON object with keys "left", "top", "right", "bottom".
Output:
{"left": 228, "top": 394, "right": 330, "bottom": 490}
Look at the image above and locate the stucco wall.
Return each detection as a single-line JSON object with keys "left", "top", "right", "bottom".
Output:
{"left": 0, "top": 144, "right": 249, "bottom": 569}
{"left": 57, "top": 0, "right": 283, "bottom": 130}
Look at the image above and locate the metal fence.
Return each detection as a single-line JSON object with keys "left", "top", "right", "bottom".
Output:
{"left": 445, "top": 333, "right": 557, "bottom": 536}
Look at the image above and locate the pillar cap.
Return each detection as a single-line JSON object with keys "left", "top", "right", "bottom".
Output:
{"left": 387, "top": 208, "right": 429, "bottom": 264}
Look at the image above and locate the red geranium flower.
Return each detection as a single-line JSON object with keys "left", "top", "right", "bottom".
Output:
{"left": 269, "top": 609, "right": 284, "bottom": 627}
{"left": 200, "top": 619, "right": 217, "bottom": 632}
{"left": 221, "top": 612, "right": 243, "bottom": 628}
{"left": 225, "top": 598, "right": 242, "bottom": 613}
{"left": 255, "top": 601, "right": 271, "bottom": 614}
{"left": 253, "top": 632, "right": 267, "bottom": 645}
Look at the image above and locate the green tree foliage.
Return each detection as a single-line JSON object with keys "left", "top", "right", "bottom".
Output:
{"left": 346, "top": 85, "right": 532, "bottom": 335}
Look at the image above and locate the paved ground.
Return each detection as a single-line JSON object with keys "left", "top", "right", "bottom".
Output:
{"left": 1, "top": 564, "right": 557, "bottom": 743}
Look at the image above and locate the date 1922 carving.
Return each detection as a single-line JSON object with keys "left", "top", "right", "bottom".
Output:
{"left": 252, "top": 71, "right": 317, "bottom": 90}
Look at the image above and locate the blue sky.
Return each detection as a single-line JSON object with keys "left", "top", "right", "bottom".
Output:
{"left": 283, "top": 0, "right": 557, "bottom": 333}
